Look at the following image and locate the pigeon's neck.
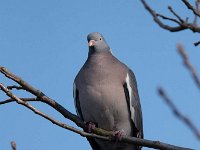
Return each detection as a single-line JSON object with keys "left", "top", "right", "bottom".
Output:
{"left": 86, "top": 51, "right": 114, "bottom": 69}
{"left": 88, "top": 48, "right": 112, "bottom": 57}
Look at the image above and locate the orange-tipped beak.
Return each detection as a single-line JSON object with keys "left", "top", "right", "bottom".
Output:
{"left": 88, "top": 40, "right": 96, "bottom": 47}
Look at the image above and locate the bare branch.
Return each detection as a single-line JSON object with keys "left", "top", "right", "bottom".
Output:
{"left": 0, "top": 83, "right": 88, "bottom": 136}
{"left": 177, "top": 44, "right": 200, "bottom": 89}
{"left": 0, "top": 85, "right": 191, "bottom": 150}
{"left": 182, "top": 0, "right": 200, "bottom": 17}
{"left": 0, "top": 66, "right": 85, "bottom": 128}
{"left": 0, "top": 84, "right": 111, "bottom": 142}
{"left": 0, "top": 97, "right": 36, "bottom": 105}
{"left": 140, "top": 0, "right": 200, "bottom": 33}
{"left": 194, "top": 40, "right": 200, "bottom": 46}
{"left": 11, "top": 141, "right": 16, "bottom": 150}
{"left": 156, "top": 13, "right": 181, "bottom": 25}
{"left": 193, "top": 1, "right": 200, "bottom": 26}
{"left": 0, "top": 66, "right": 193, "bottom": 150}
{"left": 158, "top": 87, "right": 200, "bottom": 140}
{"left": 7, "top": 85, "right": 24, "bottom": 90}
{"left": 140, "top": 0, "right": 186, "bottom": 32}
{"left": 168, "top": 6, "right": 184, "bottom": 23}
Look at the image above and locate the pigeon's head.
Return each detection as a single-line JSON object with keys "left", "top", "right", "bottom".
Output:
{"left": 87, "top": 32, "right": 110, "bottom": 55}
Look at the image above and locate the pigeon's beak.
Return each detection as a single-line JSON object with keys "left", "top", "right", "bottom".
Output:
{"left": 88, "top": 40, "right": 96, "bottom": 47}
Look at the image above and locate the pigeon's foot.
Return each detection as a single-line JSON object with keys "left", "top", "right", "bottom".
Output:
{"left": 113, "top": 129, "right": 126, "bottom": 141}
{"left": 85, "top": 121, "right": 97, "bottom": 133}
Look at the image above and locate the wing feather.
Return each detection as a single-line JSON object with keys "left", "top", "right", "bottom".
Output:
{"left": 124, "top": 70, "right": 143, "bottom": 139}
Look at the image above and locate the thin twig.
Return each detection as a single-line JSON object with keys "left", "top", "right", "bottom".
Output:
{"left": 193, "top": 1, "right": 199, "bottom": 26}
{"left": 168, "top": 6, "right": 184, "bottom": 23}
{"left": 177, "top": 44, "right": 200, "bottom": 89}
{"left": 182, "top": 0, "right": 200, "bottom": 17}
{"left": 11, "top": 141, "right": 16, "bottom": 150}
{"left": 156, "top": 13, "right": 181, "bottom": 25}
{"left": 0, "top": 83, "right": 111, "bottom": 141}
{"left": 0, "top": 98, "right": 37, "bottom": 105}
{"left": 158, "top": 87, "right": 200, "bottom": 140}
{"left": 7, "top": 85, "right": 24, "bottom": 90}
{"left": 0, "top": 83, "right": 88, "bottom": 136}
{"left": 140, "top": 0, "right": 186, "bottom": 32}
{"left": 0, "top": 66, "right": 85, "bottom": 129}
{"left": 194, "top": 40, "right": 200, "bottom": 46}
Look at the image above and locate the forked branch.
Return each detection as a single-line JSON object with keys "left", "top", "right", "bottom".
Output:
{"left": 0, "top": 66, "right": 192, "bottom": 150}
{"left": 140, "top": 0, "right": 200, "bottom": 46}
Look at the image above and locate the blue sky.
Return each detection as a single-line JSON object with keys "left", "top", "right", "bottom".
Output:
{"left": 0, "top": 0, "right": 200, "bottom": 149}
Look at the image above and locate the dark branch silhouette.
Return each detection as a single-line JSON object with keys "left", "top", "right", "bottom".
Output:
{"left": 177, "top": 44, "right": 200, "bottom": 89}
{"left": 156, "top": 44, "right": 200, "bottom": 141}
{"left": 0, "top": 66, "right": 192, "bottom": 150}
{"left": 11, "top": 141, "right": 16, "bottom": 150}
{"left": 7, "top": 85, "right": 24, "bottom": 90}
{"left": 194, "top": 41, "right": 200, "bottom": 46}
{"left": 140, "top": 0, "right": 200, "bottom": 46}
{"left": 158, "top": 87, "right": 200, "bottom": 140}
{"left": 140, "top": 0, "right": 200, "bottom": 142}
{"left": 182, "top": 0, "right": 200, "bottom": 17}
{"left": 0, "top": 97, "right": 36, "bottom": 105}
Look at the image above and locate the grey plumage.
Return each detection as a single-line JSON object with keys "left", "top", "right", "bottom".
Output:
{"left": 73, "top": 32, "right": 143, "bottom": 150}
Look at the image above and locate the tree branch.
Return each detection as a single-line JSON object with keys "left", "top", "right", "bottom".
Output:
{"left": 168, "top": 6, "right": 184, "bottom": 23}
{"left": 0, "top": 97, "right": 36, "bottom": 105}
{"left": 0, "top": 83, "right": 88, "bottom": 136}
{"left": 0, "top": 66, "right": 85, "bottom": 128}
{"left": 140, "top": 0, "right": 187, "bottom": 32}
{"left": 0, "top": 83, "right": 114, "bottom": 142}
{"left": 7, "top": 85, "right": 24, "bottom": 90}
{"left": 0, "top": 66, "right": 193, "bottom": 150}
{"left": 156, "top": 13, "right": 181, "bottom": 25}
{"left": 182, "top": 0, "right": 200, "bottom": 17}
{"left": 11, "top": 141, "right": 16, "bottom": 150}
{"left": 158, "top": 87, "right": 200, "bottom": 140}
{"left": 193, "top": 1, "right": 199, "bottom": 26}
{"left": 194, "top": 40, "right": 200, "bottom": 46}
{"left": 140, "top": 0, "right": 200, "bottom": 35}
{"left": 177, "top": 44, "right": 200, "bottom": 89}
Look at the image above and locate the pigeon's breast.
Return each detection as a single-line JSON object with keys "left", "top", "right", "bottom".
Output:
{"left": 77, "top": 55, "right": 131, "bottom": 132}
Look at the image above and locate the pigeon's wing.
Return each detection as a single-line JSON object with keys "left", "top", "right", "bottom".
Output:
{"left": 123, "top": 69, "right": 143, "bottom": 139}
{"left": 73, "top": 82, "right": 101, "bottom": 150}
{"left": 73, "top": 82, "right": 84, "bottom": 120}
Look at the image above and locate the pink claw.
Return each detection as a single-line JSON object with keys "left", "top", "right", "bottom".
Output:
{"left": 85, "top": 121, "right": 97, "bottom": 133}
{"left": 113, "top": 129, "right": 126, "bottom": 141}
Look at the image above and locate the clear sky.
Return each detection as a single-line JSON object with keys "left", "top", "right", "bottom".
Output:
{"left": 0, "top": 0, "right": 200, "bottom": 150}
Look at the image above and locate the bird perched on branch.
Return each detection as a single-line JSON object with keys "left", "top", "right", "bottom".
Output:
{"left": 73, "top": 32, "right": 143, "bottom": 150}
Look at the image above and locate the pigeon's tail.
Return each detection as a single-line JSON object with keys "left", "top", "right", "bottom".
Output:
{"left": 86, "top": 138, "right": 101, "bottom": 150}
{"left": 135, "top": 145, "right": 142, "bottom": 150}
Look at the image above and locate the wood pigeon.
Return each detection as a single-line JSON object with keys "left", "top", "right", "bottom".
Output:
{"left": 73, "top": 32, "right": 143, "bottom": 150}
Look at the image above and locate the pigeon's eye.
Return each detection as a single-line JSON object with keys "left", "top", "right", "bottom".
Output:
{"left": 100, "top": 38, "right": 102, "bottom": 40}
